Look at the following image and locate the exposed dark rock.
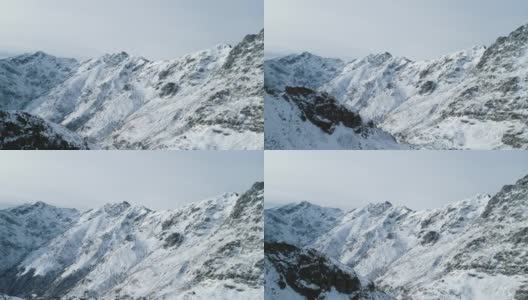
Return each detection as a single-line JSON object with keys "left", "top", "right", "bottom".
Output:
{"left": 421, "top": 231, "right": 440, "bottom": 245}
{"left": 230, "top": 182, "right": 264, "bottom": 221}
{"left": 419, "top": 81, "right": 436, "bottom": 95}
{"left": 515, "top": 284, "right": 528, "bottom": 300}
{"left": 159, "top": 82, "right": 179, "bottom": 97}
{"left": 265, "top": 242, "right": 362, "bottom": 299}
{"left": 223, "top": 30, "right": 264, "bottom": 71}
{"left": 164, "top": 232, "right": 184, "bottom": 248}
{"left": 509, "top": 227, "right": 528, "bottom": 245}
{"left": 0, "top": 111, "right": 91, "bottom": 150}
{"left": 283, "top": 86, "right": 363, "bottom": 134}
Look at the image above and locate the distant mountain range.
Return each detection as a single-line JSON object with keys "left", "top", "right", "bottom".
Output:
{"left": 0, "top": 31, "right": 264, "bottom": 150}
{"left": 265, "top": 175, "right": 528, "bottom": 299}
{"left": 0, "top": 182, "right": 264, "bottom": 299}
{"left": 265, "top": 23, "right": 528, "bottom": 150}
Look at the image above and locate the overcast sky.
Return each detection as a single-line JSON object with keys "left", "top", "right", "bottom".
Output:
{"left": 265, "top": 151, "right": 528, "bottom": 211}
{"left": 0, "top": 151, "right": 263, "bottom": 211}
{"left": 265, "top": 0, "right": 528, "bottom": 60}
{"left": 0, "top": 0, "right": 263, "bottom": 60}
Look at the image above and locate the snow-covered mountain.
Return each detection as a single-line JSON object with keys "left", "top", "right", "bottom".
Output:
{"left": 265, "top": 175, "right": 528, "bottom": 299}
{"left": 0, "top": 182, "right": 264, "bottom": 300}
{"left": 0, "top": 31, "right": 263, "bottom": 150}
{"left": 265, "top": 23, "right": 528, "bottom": 149}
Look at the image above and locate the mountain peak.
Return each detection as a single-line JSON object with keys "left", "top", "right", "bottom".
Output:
{"left": 32, "top": 201, "right": 49, "bottom": 208}
{"left": 364, "top": 52, "right": 393, "bottom": 65}
{"left": 290, "top": 200, "right": 319, "bottom": 210}
{"left": 101, "top": 201, "right": 132, "bottom": 214}
{"left": 9, "top": 51, "right": 56, "bottom": 65}
{"left": 516, "top": 173, "right": 528, "bottom": 185}
{"left": 510, "top": 23, "right": 528, "bottom": 37}
{"left": 100, "top": 51, "right": 131, "bottom": 64}
{"left": 32, "top": 51, "right": 47, "bottom": 57}
{"left": 300, "top": 51, "right": 316, "bottom": 57}
{"left": 9, "top": 201, "right": 54, "bottom": 213}
{"left": 364, "top": 201, "right": 393, "bottom": 214}
{"left": 278, "top": 51, "right": 321, "bottom": 63}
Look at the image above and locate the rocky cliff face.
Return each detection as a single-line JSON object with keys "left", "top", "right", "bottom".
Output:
{"left": 0, "top": 111, "right": 92, "bottom": 149}
{"left": 0, "top": 182, "right": 264, "bottom": 300}
{"left": 265, "top": 242, "right": 392, "bottom": 300}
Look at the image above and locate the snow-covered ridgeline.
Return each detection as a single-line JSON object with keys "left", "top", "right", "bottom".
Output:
{"left": 0, "top": 182, "right": 264, "bottom": 300}
{"left": 0, "top": 30, "right": 264, "bottom": 150}
{"left": 265, "top": 174, "right": 528, "bottom": 299}
{"left": 265, "top": 23, "right": 528, "bottom": 149}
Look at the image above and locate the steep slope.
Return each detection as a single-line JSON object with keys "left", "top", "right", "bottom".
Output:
{"left": 378, "top": 175, "right": 528, "bottom": 300}
{"left": 0, "top": 182, "right": 264, "bottom": 300}
{"left": 105, "top": 30, "right": 264, "bottom": 150}
{"left": 265, "top": 84, "right": 408, "bottom": 150}
{"left": 265, "top": 23, "right": 528, "bottom": 149}
{"left": 0, "top": 111, "right": 92, "bottom": 149}
{"left": 266, "top": 175, "right": 528, "bottom": 299}
{"left": 0, "top": 31, "right": 263, "bottom": 150}
{"left": 0, "top": 202, "right": 79, "bottom": 274}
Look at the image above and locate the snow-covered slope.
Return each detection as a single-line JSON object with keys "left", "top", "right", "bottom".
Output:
{"left": 0, "top": 202, "right": 79, "bottom": 274}
{"left": 0, "top": 111, "right": 92, "bottom": 149}
{"left": 265, "top": 53, "right": 407, "bottom": 150}
{"left": 265, "top": 175, "right": 528, "bottom": 299}
{"left": 0, "top": 182, "right": 264, "bottom": 300}
{"left": 0, "top": 30, "right": 263, "bottom": 150}
{"left": 265, "top": 23, "right": 528, "bottom": 149}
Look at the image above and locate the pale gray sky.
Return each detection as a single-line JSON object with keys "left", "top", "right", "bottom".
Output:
{"left": 0, "top": 0, "right": 263, "bottom": 60}
{"left": 0, "top": 151, "right": 263, "bottom": 211}
{"left": 265, "top": 0, "right": 528, "bottom": 60}
{"left": 265, "top": 151, "right": 528, "bottom": 211}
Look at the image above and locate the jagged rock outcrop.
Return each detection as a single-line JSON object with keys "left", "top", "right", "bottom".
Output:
{"left": 265, "top": 242, "right": 392, "bottom": 300}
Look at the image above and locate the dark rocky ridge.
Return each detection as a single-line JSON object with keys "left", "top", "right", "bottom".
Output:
{"left": 0, "top": 111, "right": 91, "bottom": 150}
{"left": 265, "top": 242, "right": 391, "bottom": 300}
{"left": 283, "top": 86, "right": 364, "bottom": 134}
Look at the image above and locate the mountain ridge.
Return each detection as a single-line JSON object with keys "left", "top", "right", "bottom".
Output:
{"left": 265, "top": 23, "right": 528, "bottom": 149}
{"left": 0, "top": 30, "right": 264, "bottom": 150}
{"left": 265, "top": 175, "right": 527, "bottom": 299}
{"left": 0, "top": 182, "right": 264, "bottom": 299}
